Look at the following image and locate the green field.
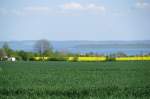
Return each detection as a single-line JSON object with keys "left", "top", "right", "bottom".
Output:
{"left": 0, "top": 61, "right": 150, "bottom": 99}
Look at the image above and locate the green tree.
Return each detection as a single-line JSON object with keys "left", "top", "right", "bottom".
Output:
{"left": 2, "top": 42, "right": 14, "bottom": 57}
{"left": 18, "top": 51, "right": 34, "bottom": 61}
{"left": 43, "top": 49, "right": 53, "bottom": 57}
{"left": 34, "top": 39, "right": 53, "bottom": 60}
{"left": 3, "top": 42, "right": 10, "bottom": 50}
{"left": 0, "top": 48, "right": 7, "bottom": 61}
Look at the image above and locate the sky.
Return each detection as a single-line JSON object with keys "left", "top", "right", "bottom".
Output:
{"left": 0, "top": 0, "right": 150, "bottom": 41}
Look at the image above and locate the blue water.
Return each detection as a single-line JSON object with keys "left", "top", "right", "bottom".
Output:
{"left": 1, "top": 41, "right": 150, "bottom": 55}
{"left": 67, "top": 48, "right": 150, "bottom": 55}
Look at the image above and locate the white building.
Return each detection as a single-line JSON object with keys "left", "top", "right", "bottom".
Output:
{"left": 8, "top": 57, "right": 16, "bottom": 61}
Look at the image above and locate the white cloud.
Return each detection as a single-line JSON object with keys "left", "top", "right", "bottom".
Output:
{"left": 62, "top": 2, "right": 83, "bottom": 10}
{"left": 24, "top": 6, "right": 50, "bottom": 12}
{"left": 61, "top": 2, "right": 106, "bottom": 13}
{"left": 86, "top": 4, "right": 105, "bottom": 11}
{"left": 0, "top": 3, "right": 106, "bottom": 17}
{"left": 136, "top": 1, "right": 149, "bottom": 8}
{"left": 11, "top": 6, "right": 52, "bottom": 16}
{"left": 11, "top": 9, "right": 25, "bottom": 16}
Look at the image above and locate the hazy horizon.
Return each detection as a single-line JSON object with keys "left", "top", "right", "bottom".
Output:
{"left": 1, "top": 39, "right": 150, "bottom": 42}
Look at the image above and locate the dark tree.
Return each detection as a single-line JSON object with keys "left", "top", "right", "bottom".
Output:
{"left": 0, "top": 49, "right": 7, "bottom": 61}
{"left": 2, "top": 42, "right": 14, "bottom": 57}
{"left": 3, "top": 42, "right": 10, "bottom": 50}
{"left": 34, "top": 39, "right": 53, "bottom": 60}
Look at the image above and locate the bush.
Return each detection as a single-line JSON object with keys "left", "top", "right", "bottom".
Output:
{"left": 106, "top": 56, "right": 116, "bottom": 61}
{"left": 48, "top": 57, "right": 67, "bottom": 61}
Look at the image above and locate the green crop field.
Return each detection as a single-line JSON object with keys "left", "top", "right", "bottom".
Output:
{"left": 0, "top": 61, "right": 150, "bottom": 99}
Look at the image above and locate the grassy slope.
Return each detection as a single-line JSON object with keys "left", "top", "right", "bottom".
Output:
{"left": 0, "top": 61, "right": 150, "bottom": 99}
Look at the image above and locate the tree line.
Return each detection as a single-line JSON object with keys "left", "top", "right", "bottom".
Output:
{"left": 0, "top": 39, "right": 75, "bottom": 61}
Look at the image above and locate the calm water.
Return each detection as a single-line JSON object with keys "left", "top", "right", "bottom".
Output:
{"left": 1, "top": 41, "right": 150, "bottom": 55}
{"left": 67, "top": 48, "right": 150, "bottom": 55}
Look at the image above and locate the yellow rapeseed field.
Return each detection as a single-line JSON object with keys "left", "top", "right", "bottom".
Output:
{"left": 116, "top": 56, "right": 150, "bottom": 61}
{"left": 34, "top": 57, "right": 49, "bottom": 61}
{"left": 77, "top": 57, "right": 106, "bottom": 61}
{"left": 68, "top": 57, "right": 76, "bottom": 61}
{"left": 33, "top": 56, "right": 150, "bottom": 61}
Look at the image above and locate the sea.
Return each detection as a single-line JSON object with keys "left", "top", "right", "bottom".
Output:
{"left": 0, "top": 40, "right": 150, "bottom": 55}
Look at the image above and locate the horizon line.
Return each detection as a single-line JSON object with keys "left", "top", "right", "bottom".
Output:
{"left": 0, "top": 39, "right": 150, "bottom": 42}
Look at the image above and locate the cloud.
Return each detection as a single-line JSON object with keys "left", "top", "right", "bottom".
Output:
{"left": 61, "top": 2, "right": 106, "bottom": 13}
{"left": 11, "top": 9, "right": 25, "bottom": 16}
{"left": 0, "top": 3, "right": 106, "bottom": 17}
{"left": 62, "top": 2, "right": 83, "bottom": 10}
{"left": 24, "top": 6, "right": 50, "bottom": 12}
{"left": 0, "top": 6, "right": 52, "bottom": 16}
{"left": 135, "top": 1, "right": 149, "bottom": 8}
{"left": 11, "top": 6, "right": 52, "bottom": 16}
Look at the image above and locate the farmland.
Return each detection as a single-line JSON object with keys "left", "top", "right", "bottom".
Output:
{"left": 0, "top": 61, "right": 150, "bottom": 99}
